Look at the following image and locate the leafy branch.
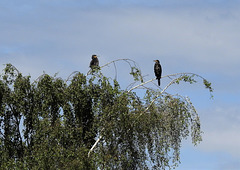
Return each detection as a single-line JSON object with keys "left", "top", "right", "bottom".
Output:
{"left": 87, "top": 63, "right": 213, "bottom": 158}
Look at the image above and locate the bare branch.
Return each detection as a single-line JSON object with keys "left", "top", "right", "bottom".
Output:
{"left": 127, "top": 78, "right": 155, "bottom": 93}
{"left": 88, "top": 135, "right": 103, "bottom": 158}
{"left": 88, "top": 128, "right": 104, "bottom": 158}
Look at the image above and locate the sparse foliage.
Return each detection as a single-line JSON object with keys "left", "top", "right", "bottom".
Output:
{"left": 0, "top": 61, "right": 213, "bottom": 169}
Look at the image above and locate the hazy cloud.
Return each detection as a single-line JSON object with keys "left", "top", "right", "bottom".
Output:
{"left": 1, "top": 3, "right": 240, "bottom": 76}
{"left": 200, "top": 105, "right": 240, "bottom": 158}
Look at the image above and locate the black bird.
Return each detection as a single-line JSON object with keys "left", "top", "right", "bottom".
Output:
{"left": 154, "top": 60, "right": 162, "bottom": 86}
{"left": 89, "top": 54, "right": 99, "bottom": 70}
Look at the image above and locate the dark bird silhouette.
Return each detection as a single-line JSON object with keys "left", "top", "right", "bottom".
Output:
{"left": 89, "top": 54, "right": 99, "bottom": 70}
{"left": 154, "top": 60, "right": 162, "bottom": 86}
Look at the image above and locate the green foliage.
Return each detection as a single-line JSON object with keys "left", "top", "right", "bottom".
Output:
{"left": 130, "top": 67, "right": 143, "bottom": 83}
{"left": 175, "top": 74, "right": 197, "bottom": 84}
{"left": 0, "top": 63, "right": 212, "bottom": 169}
{"left": 173, "top": 74, "right": 214, "bottom": 98}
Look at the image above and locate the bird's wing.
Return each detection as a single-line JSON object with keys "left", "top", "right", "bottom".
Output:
{"left": 95, "top": 58, "right": 99, "bottom": 66}
{"left": 154, "top": 64, "right": 162, "bottom": 78}
{"left": 160, "top": 64, "right": 162, "bottom": 77}
{"left": 90, "top": 60, "right": 94, "bottom": 67}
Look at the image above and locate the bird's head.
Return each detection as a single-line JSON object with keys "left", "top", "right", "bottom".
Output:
{"left": 154, "top": 60, "right": 160, "bottom": 63}
{"left": 92, "top": 55, "right": 98, "bottom": 59}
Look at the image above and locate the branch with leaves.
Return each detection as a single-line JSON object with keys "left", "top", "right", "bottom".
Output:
{"left": 86, "top": 61, "right": 213, "bottom": 159}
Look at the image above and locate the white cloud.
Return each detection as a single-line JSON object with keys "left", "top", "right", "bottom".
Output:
{"left": 1, "top": 2, "right": 240, "bottom": 169}
{"left": 180, "top": 104, "right": 240, "bottom": 169}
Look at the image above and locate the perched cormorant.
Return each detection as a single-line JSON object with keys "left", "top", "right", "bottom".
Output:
{"left": 89, "top": 54, "right": 99, "bottom": 70}
{"left": 154, "top": 60, "right": 162, "bottom": 86}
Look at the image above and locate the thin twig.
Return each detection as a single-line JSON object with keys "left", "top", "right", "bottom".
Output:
{"left": 113, "top": 62, "right": 117, "bottom": 80}
{"left": 100, "top": 58, "right": 138, "bottom": 69}
{"left": 66, "top": 71, "right": 80, "bottom": 82}
{"left": 31, "top": 73, "right": 48, "bottom": 85}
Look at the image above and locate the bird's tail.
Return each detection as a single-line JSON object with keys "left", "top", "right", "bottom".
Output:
{"left": 158, "top": 78, "right": 160, "bottom": 86}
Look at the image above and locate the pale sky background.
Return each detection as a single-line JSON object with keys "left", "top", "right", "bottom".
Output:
{"left": 1, "top": 0, "right": 240, "bottom": 169}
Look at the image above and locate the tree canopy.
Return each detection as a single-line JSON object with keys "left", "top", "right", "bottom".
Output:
{"left": 0, "top": 61, "right": 213, "bottom": 169}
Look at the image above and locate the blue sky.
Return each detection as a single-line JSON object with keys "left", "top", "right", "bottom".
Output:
{"left": 1, "top": 0, "right": 240, "bottom": 169}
